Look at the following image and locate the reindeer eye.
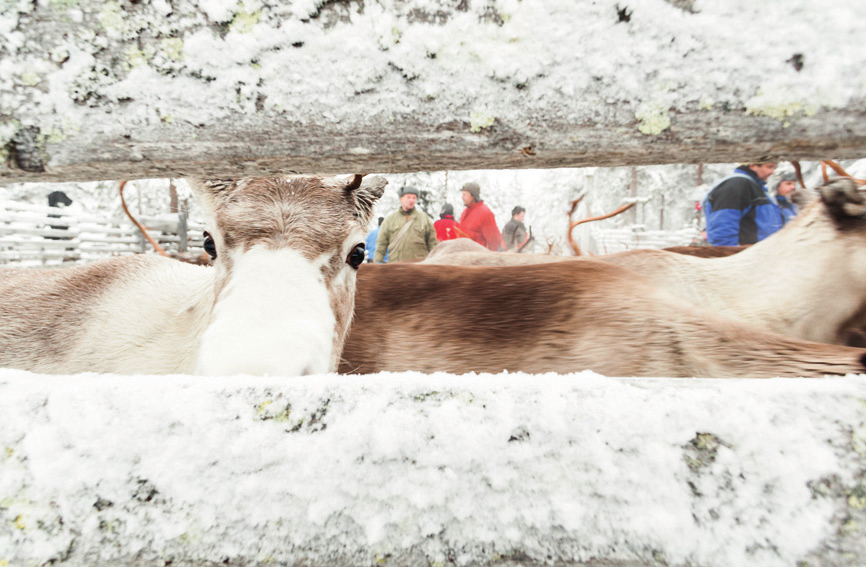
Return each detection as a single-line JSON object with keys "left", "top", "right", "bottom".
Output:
{"left": 347, "top": 243, "right": 365, "bottom": 269}
{"left": 203, "top": 232, "right": 217, "bottom": 260}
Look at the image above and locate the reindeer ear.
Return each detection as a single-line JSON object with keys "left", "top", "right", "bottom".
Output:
{"left": 820, "top": 178, "right": 866, "bottom": 220}
{"left": 346, "top": 175, "right": 387, "bottom": 223}
{"left": 186, "top": 178, "right": 240, "bottom": 222}
{"left": 186, "top": 178, "right": 239, "bottom": 198}
{"left": 186, "top": 178, "right": 206, "bottom": 196}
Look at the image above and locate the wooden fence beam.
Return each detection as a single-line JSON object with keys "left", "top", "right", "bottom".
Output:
{"left": 0, "top": 199, "right": 205, "bottom": 264}
{"left": 1, "top": 372, "right": 865, "bottom": 566}
{"left": 1, "top": 1, "right": 865, "bottom": 182}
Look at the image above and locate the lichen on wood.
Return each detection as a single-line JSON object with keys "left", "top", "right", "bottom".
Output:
{"left": 0, "top": 0, "right": 864, "bottom": 183}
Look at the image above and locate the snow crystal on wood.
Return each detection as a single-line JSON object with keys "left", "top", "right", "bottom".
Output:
{"left": 1, "top": 372, "right": 865, "bottom": 567}
{"left": 1, "top": 0, "right": 866, "bottom": 182}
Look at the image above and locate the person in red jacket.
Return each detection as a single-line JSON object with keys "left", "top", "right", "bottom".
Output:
{"left": 458, "top": 182, "right": 504, "bottom": 251}
{"left": 434, "top": 203, "right": 461, "bottom": 241}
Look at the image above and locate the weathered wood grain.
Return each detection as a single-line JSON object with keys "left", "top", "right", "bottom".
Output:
{"left": 1, "top": 1, "right": 865, "bottom": 181}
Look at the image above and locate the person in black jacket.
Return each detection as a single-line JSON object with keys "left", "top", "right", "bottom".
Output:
{"left": 703, "top": 163, "right": 783, "bottom": 246}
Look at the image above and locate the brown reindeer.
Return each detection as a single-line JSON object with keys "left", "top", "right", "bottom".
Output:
{"left": 340, "top": 260, "right": 866, "bottom": 378}
{"left": 425, "top": 238, "right": 575, "bottom": 266}
{"left": 421, "top": 179, "right": 866, "bottom": 346}
{"left": 426, "top": 237, "right": 748, "bottom": 262}
{"left": 660, "top": 245, "right": 748, "bottom": 258}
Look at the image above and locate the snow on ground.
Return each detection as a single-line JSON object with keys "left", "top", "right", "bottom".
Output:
{"left": 1, "top": 369, "right": 865, "bottom": 566}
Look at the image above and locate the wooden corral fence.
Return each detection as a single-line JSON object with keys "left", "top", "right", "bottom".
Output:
{"left": 0, "top": 200, "right": 206, "bottom": 266}
{"left": 575, "top": 194, "right": 701, "bottom": 255}
{"left": 592, "top": 225, "right": 700, "bottom": 255}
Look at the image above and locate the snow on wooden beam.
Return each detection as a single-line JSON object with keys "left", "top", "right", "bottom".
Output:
{"left": 1, "top": 1, "right": 866, "bottom": 183}
{"left": 2, "top": 371, "right": 865, "bottom": 567}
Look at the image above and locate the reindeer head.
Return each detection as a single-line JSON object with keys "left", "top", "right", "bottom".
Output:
{"left": 817, "top": 176, "right": 866, "bottom": 283}
{"left": 819, "top": 178, "right": 866, "bottom": 226}
{"left": 188, "top": 174, "right": 386, "bottom": 376}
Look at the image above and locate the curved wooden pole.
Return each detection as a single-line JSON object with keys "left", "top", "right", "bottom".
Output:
{"left": 821, "top": 160, "right": 866, "bottom": 185}
{"left": 567, "top": 195, "right": 585, "bottom": 217}
{"left": 790, "top": 160, "right": 807, "bottom": 189}
{"left": 119, "top": 180, "right": 170, "bottom": 257}
{"left": 568, "top": 201, "right": 636, "bottom": 256}
{"left": 566, "top": 195, "right": 586, "bottom": 255}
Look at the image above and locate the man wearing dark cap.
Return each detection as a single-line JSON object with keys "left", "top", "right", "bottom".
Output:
{"left": 502, "top": 205, "right": 528, "bottom": 252}
{"left": 772, "top": 171, "right": 799, "bottom": 224}
{"left": 458, "top": 181, "right": 504, "bottom": 251}
{"left": 434, "top": 202, "right": 461, "bottom": 241}
{"left": 703, "top": 163, "right": 783, "bottom": 246}
{"left": 374, "top": 185, "right": 437, "bottom": 263}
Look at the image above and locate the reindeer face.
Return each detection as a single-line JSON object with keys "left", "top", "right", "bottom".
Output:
{"left": 819, "top": 178, "right": 866, "bottom": 229}
{"left": 188, "top": 175, "right": 386, "bottom": 376}
{"left": 817, "top": 177, "right": 866, "bottom": 285}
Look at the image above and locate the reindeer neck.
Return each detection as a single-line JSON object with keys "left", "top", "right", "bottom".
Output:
{"left": 698, "top": 207, "right": 860, "bottom": 343}
{"left": 709, "top": 205, "right": 838, "bottom": 285}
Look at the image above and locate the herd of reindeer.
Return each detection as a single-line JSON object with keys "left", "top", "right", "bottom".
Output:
{"left": 1, "top": 169, "right": 866, "bottom": 379}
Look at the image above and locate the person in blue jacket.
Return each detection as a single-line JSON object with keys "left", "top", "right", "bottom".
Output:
{"left": 365, "top": 217, "right": 385, "bottom": 263}
{"left": 773, "top": 172, "right": 799, "bottom": 225}
{"left": 703, "top": 163, "right": 783, "bottom": 246}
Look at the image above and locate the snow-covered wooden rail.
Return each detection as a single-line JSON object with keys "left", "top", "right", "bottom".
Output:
{"left": 1, "top": 371, "right": 865, "bottom": 567}
{"left": 0, "top": 200, "right": 205, "bottom": 265}
{"left": 1, "top": 0, "right": 866, "bottom": 183}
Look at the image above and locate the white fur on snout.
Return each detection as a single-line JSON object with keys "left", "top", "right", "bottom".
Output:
{"left": 195, "top": 247, "right": 336, "bottom": 376}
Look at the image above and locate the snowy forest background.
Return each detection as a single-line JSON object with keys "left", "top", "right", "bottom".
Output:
{"left": 2, "top": 159, "right": 865, "bottom": 256}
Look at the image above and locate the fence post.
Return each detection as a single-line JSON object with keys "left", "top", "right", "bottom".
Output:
{"left": 628, "top": 167, "right": 638, "bottom": 225}
{"left": 135, "top": 225, "right": 147, "bottom": 253}
{"left": 178, "top": 200, "right": 189, "bottom": 253}
{"left": 581, "top": 172, "right": 597, "bottom": 255}
{"left": 169, "top": 179, "right": 179, "bottom": 214}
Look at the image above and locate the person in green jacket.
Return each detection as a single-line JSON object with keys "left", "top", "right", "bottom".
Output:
{"left": 374, "top": 186, "right": 438, "bottom": 263}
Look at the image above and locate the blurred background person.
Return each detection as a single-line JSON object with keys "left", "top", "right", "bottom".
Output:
{"left": 374, "top": 186, "right": 437, "bottom": 263}
{"left": 703, "top": 163, "right": 782, "bottom": 246}
{"left": 434, "top": 203, "right": 461, "bottom": 241}
{"left": 773, "top": 172, "right": 799, "bottom": 225}
{"left": 459, "top": 181, "right": 504, "bottom": 251}
{"left": 365, "top": 216, "right": 384, "bottom": 263}
{"left": 502, "top": 205, "right": 527, "bottom": 252}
